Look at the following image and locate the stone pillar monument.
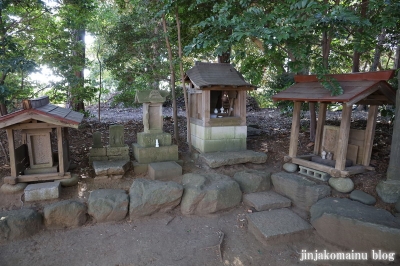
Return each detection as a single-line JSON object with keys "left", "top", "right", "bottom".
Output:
{"left": 132, "top": 90, "right": 179, "bottom": 173}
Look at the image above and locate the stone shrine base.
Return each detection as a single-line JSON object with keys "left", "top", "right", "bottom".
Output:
{"left": 199, "top": 150, "right": 267, "bottom": 168}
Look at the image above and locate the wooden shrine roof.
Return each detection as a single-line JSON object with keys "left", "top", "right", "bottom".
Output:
{"left": 272, "top": 71, "right": 396, "bottom": 106}
{"left": 0, "top": 96, "right": 84, "bottom": 129}
{"left": 185, "top": 62, "right": 256, "bottom": 90}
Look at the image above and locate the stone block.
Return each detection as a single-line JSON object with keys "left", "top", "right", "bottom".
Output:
{"left": 133, "top": 143, "right": 178, "bottom": 164}
{"left": 92, "top": 131, "right": 103, "bottom": 148}
{"left": 89, "top": 147, "right": 107, "bottom": 157}
{"left": 233, "top": 169, "right": 271, "bottom": 194}
{"left": 24, "top": 181, "right": 61, "bottom": 201}
{"left": 202, "top": 138, "right": 246, "bottom": 153}
{"left": 311, "top": 197, "right": 400, "bottom": 253}
{"left": 109, "top": 125, "right": 125, "bottom": 147}
{"left": 247, "top": 209, "right": 313, "bottom": 245}
{"left": 211, "top": 126, "right": 235, "bottom": 139}
{"left": 89, "top": 156, "right": 108, "bottom": 163}
{"left": 24, "top": 164, "right": 58, "bottom": 175}
{"left": 137, "top": 132, "right": 172, "bottom": 148}
{"left": 234, "top": 126, "right": 247, "bottom": 139}
{"left": 108, "top": 155, "right": 130, "bottom": 161}
{"left": 271, "top": 172, "right": 331, "bottom": 215}
{"left": 200, "top": 150, "right": 268, "bottom": 168}
{"left": 148, "top": 161, "right": 182, "bottom": 181}
{"left": 92, "top": 160, "right": 131, "bottom": 176}
{"left": 106, "top": 145, "right": 129, "bottom": 156}
{"left": 132, "top": 161, "right": 149, "bottom": 174}
{"left": 243, "top": 191, "right": 291, "bottom": 211}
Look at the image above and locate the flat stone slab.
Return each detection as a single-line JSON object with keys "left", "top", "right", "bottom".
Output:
{"left": 271, "top": 172, "right": 331, "bottom": 215}
{"left": 350, "top": 190, "right": 376, "bottom": 205}
{"left": 148, "top": 161, "right": 182, "bottom": 181}
{"left": 311, "top": 197, "right": 400, "bottom": 253}
{"left": 92, "top": 160, "right": 131, "bottom": 176}
{"left": 243, "top": 191, "right": 291, "bottom": 211}
{"left": 247, "top": 208, "right": 313, "bottom": 245}
{"left": 199, "top": 150, "right": 267, "bottom": 168}
{"left": 24, "top": 181, "right": 61, "bottom": 201}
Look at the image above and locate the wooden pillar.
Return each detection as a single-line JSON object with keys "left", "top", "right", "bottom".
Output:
{"left": 335, "top": 104, "right": 352, "bottom": 170}
{"left": 57, "top": 127, "right": 65, "bottom": 175}
{"left": 288, "top": 101, "right": 302, "bottom": 158}
{"left": 362, "top": 105, "right": 378, "bottom": 166}
{"left": 6, "top": 129, "right": 17, "bottom": 177}
{"left": 314, "top": 102, "right": 327, "bottom": 155}
{"left": 203, "top": 90, "right": 210, "bottom": 127}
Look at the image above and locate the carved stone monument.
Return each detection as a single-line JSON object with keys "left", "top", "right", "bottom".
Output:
{"left": 132, "top": 90, "right": 179, "bottom": 173}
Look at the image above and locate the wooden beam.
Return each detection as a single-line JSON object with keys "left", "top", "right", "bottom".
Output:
{"left": 314, "top": 103, "right": 327, "bottom": 155}
{"left": 202, "top": 91, "right": 210, "bottom": 127}
{"left": 16, "top": 172, "right": 71, "bottom": 183}
{"left": 6, "top": 129, "right": 17, "bottom": 177}
{"left": 6, "top": 122, "right": 55, "bottom": 130}
{"left": 362, "top": 105, "right": 378, "bottom": 166}
{"left": 57, "top": 127, "right": 65, "bottom": 175}
{"left": 335, "top": 104, "right": 352, "bottom": 170}
{"left": 288, "top": 102, "right": 302, "bottom": 157}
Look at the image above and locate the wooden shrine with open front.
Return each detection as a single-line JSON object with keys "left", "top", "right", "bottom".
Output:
{"left": 185, "top": 62, "right": 257, "bottom": 153}
{"left": 272, "top": 70, "right": 396, "bottom": 178}
{"left": 0, "top": 96, "right": 84, "bottom": 184}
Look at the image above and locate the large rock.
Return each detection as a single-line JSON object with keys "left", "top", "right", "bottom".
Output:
{"left": 396, "top": 199, "right": 400, "bottom": 213}
{"left": 0, "top": 208, "right": 43, "bottom": 244}
{"left": 199, "top": 150, "right": 267, "bottom": 168}
{"left": 0, "top": 183, "right": 27, "bottom": 194}
{"left": 88, "top": 189, "right": 129, "bottom": 223}
{"left": 44, "top": 200, "right": 87, "bottom": 229}
{"left": 129, "top": 179, "right": 183, "bottom": 219}
{"left": 181, "top": 173, "right": 242, "bottom": 215}
{"left": 310, "top": 197, "right": 400, "bottom": 253}
{"left": 271, "top": 172, "right": 331, "bottom": 215}
{"left": 282, "top": 163, "right": 298, "bottom": 173}
{"left": 349, "top": 190, "right": 376, "bottom": 205}
{"left": 233, "top": 169, "right": 271, "bottom": 194}
{"left": 376, "top": 180, "right": 400, "bottom": 203}
{"left": 328, "top": 177, "right": 354, "bottom": 193}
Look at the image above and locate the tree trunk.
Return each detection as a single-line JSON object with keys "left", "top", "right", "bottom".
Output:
{"left": 72, "top": 28, "right": 85, "bottom": 112}
{"left": 394, "top": 45, "right": 400, "bottom": 70}
{"left": 386, "top": 71, "right": 400, "bottom": 181}
{"left": 352, "top": 0, "right": 368, "bottom": 73}
{"left": 96, "top": 42, "right": 102, "bottom": 122}
{"left": 175, "top": 8, "right": 191, "bottom": 152}
{"left": 218, "top": 51, "right": 230, "bottom": 63}
{"left": 0, "top": 103, "right": 7, "bottom": 116}
{"left": 371, "top": 32, "right": 385, "bottom": 72}
{"left": 162, "top": 15, "right": 179, "bottom": 142}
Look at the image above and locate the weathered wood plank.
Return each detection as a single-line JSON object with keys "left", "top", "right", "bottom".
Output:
{"left": 6, "top": 129, "right": 16, "bottom": 177}
{"left": 314, "top": 103, "right": 327, "bottom": 155}
{"left": 57, "top": 127, "right": 64, "bottom": 175}
{"left": 335, "top": 105, "right": 352, "bottom": 170}
{"left": 16, "top": 172, "right": 71, "bottom": 183}
{"left": 362, "top": 105, "right": 378, "bottom": 166}
{"left": 288, "top": 102, "right": 301, "bottom": 157}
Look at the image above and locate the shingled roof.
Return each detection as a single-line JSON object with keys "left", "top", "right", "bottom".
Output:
{"left": 185, "top": 62, "right": 256, "bottom": 90}
{"left": 272, "top": 71, "right": 396, "bottom": 106}
{"left": 0, "top": 96, "right": 84, "bottom": 129}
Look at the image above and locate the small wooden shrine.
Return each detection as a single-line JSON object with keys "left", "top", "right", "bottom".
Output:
{"left": 272, "top": 70, "right": 396, "bottom": 177}
{"left": 0, "top": 96, "right": 84, "bottom": 184}
{"left": 185, "top": 62, "right": 256, "bottom": 153}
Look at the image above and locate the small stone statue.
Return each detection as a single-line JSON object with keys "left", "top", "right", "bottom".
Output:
{"left": 327, "top": 152, "right": 333, "bottom": 160}
{"left": 321, "top": 150, "right": 326, "bottom": 160}
{"left": 220, "top": 107, "right": 224, "bottom": 113}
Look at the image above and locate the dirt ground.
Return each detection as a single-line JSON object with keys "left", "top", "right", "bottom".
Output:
{"left": 0, "top": 103, "right": 397, "bottom": 265}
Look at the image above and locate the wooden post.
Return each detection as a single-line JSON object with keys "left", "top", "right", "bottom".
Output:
{"left": 57, "top": 127, "right": 65, "bottom": 175}
{"left": 6, "top": 129, "right": 17, "bottom": 177}
{"left": 335, "top": 104, "right": 352, "bottom": 170}
{"left": 288, "top": 101, "right": 302, "bottom": 157}
{"left": 314, "top": 102, "right": 327, "bottom": 155}
{"left": 362, "top": 105, "right": 378, "bottom": 166}
{"left": 203, "top": 90, "right": 210, "bottom": 127}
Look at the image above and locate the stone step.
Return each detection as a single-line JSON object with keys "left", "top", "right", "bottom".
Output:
{"left": 247, "top": 208, "right": 313, "bottom": 245}
{"left": 92, "top": 160, "right": 131, "bottom": 179}
{"left": 148, "top": 161, "right": 182, "bottom": 181}
{"left": 199, "top": 150, "right": 267, "bottom": 168}
{"left": 243, "top": 191, "right": 291, "bottom": 211}
{"left": 24, "top": 181, "right": 61, "bottom": 201}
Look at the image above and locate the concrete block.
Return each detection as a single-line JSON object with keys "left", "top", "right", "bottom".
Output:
{"left": 149, "top": 161, "right": 182, "bottom": 180}
{"left": 106, "top": 145, "right": 129, "bottom": 156}
{"left": 132, "top": 161, "right": 149, "bottom": 174}
{"left": 196, "top": 125, "right": 211, "bottom": 140}
{"left": 89, "top": 147, "right": 107, "bottom": 157}
{"left": 24, "top": 181, "right": 61, "bottom": 201}
{"left": 234, "top": 126, "right": 247, "bottom": 139}
{"left": 211, "top": 126, "right": 235, "bottom": 139}
{"left": 137, "top": 132, "right": 172, "bottom": 148}
{"left": 133, "top": 143, "right": 178, "bottom": 164}
{"left": 202, "top": 138, "right": 246, "bottom": 153}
